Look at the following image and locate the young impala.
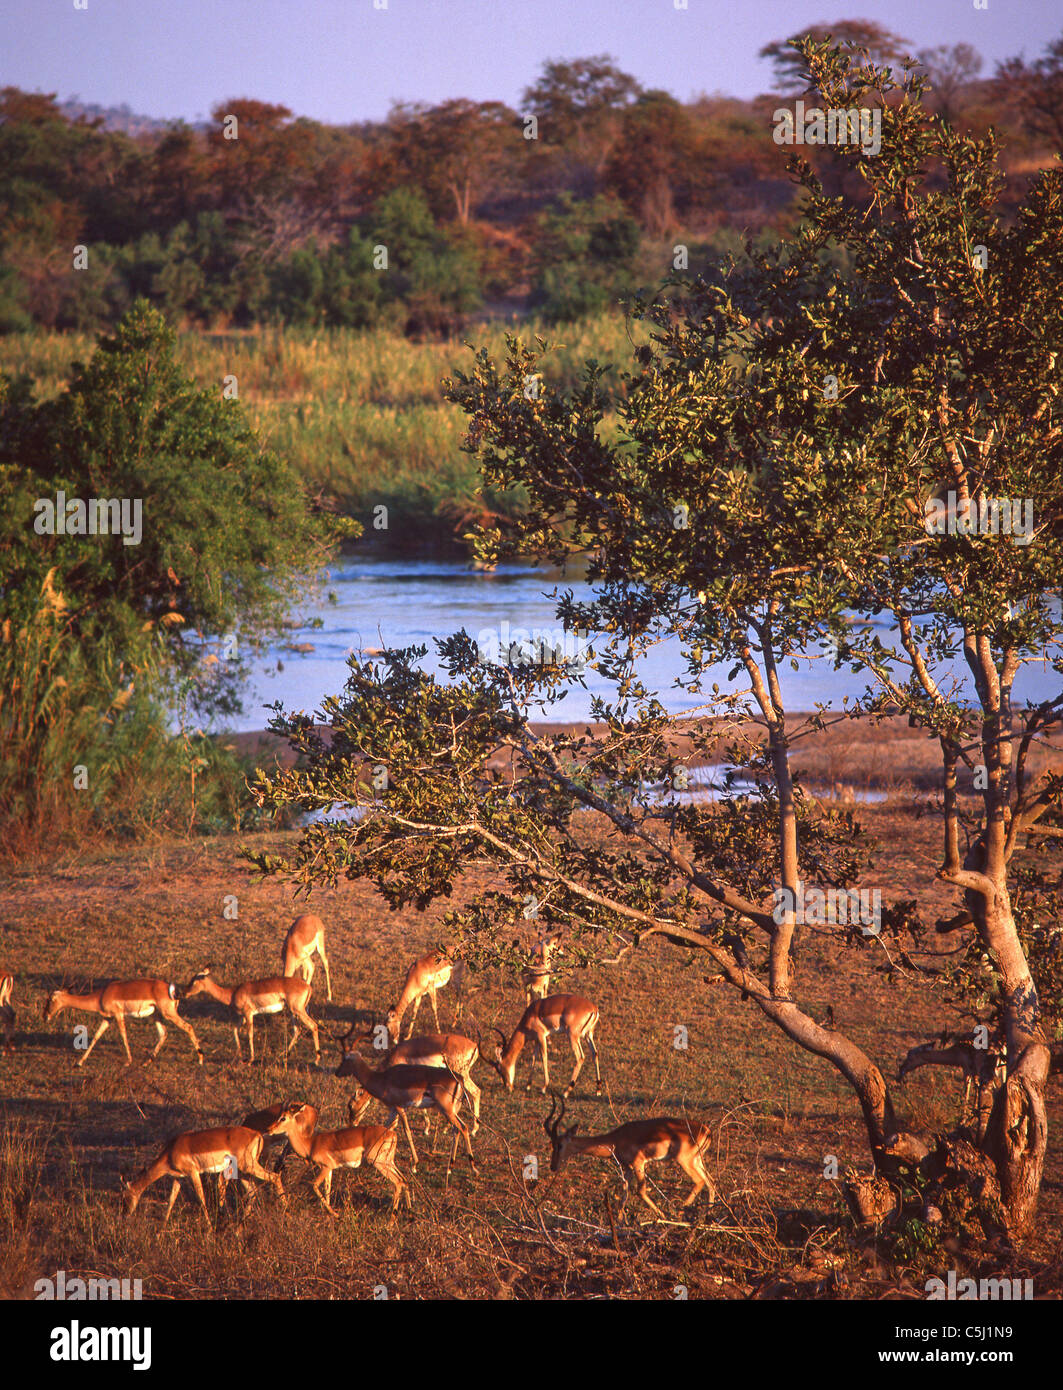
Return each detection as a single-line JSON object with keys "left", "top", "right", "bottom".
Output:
{"left": 267, "top": 1100, "right": 411, "bottom": 1216}
{"left": 386, "top": 951, "right": 453, "bottom": 1042}
{"left": 42, "top": 978, "right": 203, "bottom": 1068}
{"left": 339, "top": 1049, "right": 477, "bottom": 1181}
{"left": 543, "top": 1093, "right": 715, "bottom": 1220}
{"left": 488, "top": 994, "right": 602, "bottom": 1096}
{"left": 241, "top": 1101, "right": 319, "bottom": 1175}
{"left": 521, "top": 931, "right": 562, "bottom": 1004}
{"left": 337, "top": 1026, "right": 483, "bottom": 1133}
{"left": 121, "top": 1123, "right": 286, "bottom": 1226}
{"left": 1, "top": 971, "right": 14, "bottom": 1054}
{"left": 280, "top": 913, "right": 332, "bottom": 1001}
{"left": 185, "top": 967, "right": 320, "bottom": 1065}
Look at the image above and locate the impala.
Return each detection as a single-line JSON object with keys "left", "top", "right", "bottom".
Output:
{"left": 281, "top": 913, "right": 332, "bottom": 1001}
{"left": 339, "top": 1049, "right": 477, "bottom": 1180}
{"left": 185, "top": 968, "right": 320, "bottom": 1065}
{"left": 488, "top": 994, "right": 602, "bottom": 1096}
{"left": 521, "top": 931, "right": 562, "bottom": 1004}
{"left": 241, "top": 1100, "right": 319, "bottom": 1175}
{"left": 543, "top": 1093, "right": 715, "bottom": 1220}
{"left": 267, "top": 1100, "right": 411, "bottom": 1216}
{"left": 898, "top": 1030, "right": 1006, "bottom": 1132}
{"left": 42, "top": 979, "right": 203, "bottom": 1068}
{"left": 386, "top": 951, "right": 453, "bottom": 1042}
{"left": 121, "top": 1124, "right": 285, "bottom": 1226}
{"left": 337, "top": 1026, "right": 483, "bottom": 1133}
{"left": 1, "top": 971, "right": 14, "bottom": 1053}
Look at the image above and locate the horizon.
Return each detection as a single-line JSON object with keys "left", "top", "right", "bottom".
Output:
{"left": 2, "top": 0, "right": 1058, "bottom": 128}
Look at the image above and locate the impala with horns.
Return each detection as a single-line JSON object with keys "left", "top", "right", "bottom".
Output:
{"left": 386, "top": 951, "right": 453, "bottom": 1042}
{"left": 42, "top": 978, "right": 203, "bottom": 1068}
{"left": 1, "top": 971, "right": 14, "bottom": 1054}
{"left": 543, "top": 1093, "right": 715, "bottom": 1220}
{"left": 267, "top": 1100, "right": 411, "bottom": 1216}
{"left": 121, "top": 1123, "right": 285, "bottom": 1226}
{"left": 281, "top": 913, "right": 332, "bottom": 1001}
{"left": 337, "top": 1026, "right": 483, "bottom": 1133}
{"left": 521, "top": 931, "right": 563, "bottom": 1004}
{"left": 340, "top": 1049, "right": 477, "bottom": 1181}
{"left": 184, "top": 968, "right": 320, "bottom": 1065}
{"left": 488, "top": 994, "right": 602, "bottom": 1096}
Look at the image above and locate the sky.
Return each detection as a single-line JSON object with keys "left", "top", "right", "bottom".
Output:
{"left": 1, "top": 0, "right": 1058, "bottom": 126}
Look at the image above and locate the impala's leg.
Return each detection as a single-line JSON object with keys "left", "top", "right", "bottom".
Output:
{"left": 243, "top": 1151, "right": 285, "bottom": 1204}
{"left": 463, "top": 1074, "right": 481, "bottom": 1134}
{"left": 77, "top": 1017, "right": 111, "bottom": 1066}
{"left": 164, "top": 1004, "right": 203, "bottom": 1063}
{"left": 398, "top": 1109, "right": 420, "bottom": 1170}
{"left": 246, "top": 1012, "right": 255, "bottom": 1064}
{"left": 290, "top": 1005, "right": 320, "bottom": 1063}
{"left": 318, "top": 943, "right": 333, "bottom": 1002}
{"left": 377, "top": 1157, "right": 408, "bottom": 1214}
{"left": 302, "top": 957, "right": 315, "bottom": 988}
{"left": 314, "top": 1167, "right": 336, "bottom": 1216}
{"left": 440, "top": 1096, "right": 476, "bottom": 1172}
{"left": 630, "top": 1156, "right": 666, "bottom": 1219}
{"left": 407, "top": 994, "right": 422, "bottom": 1040}
{"left": 587, "top": 1025, "right": 603, "bottom": 1095}
{"left": 188, "top": 1169, "right": 212, "bottom": 1227}
{"left": 162, "top": 1178, "right": 182, "bottom": 1227}
{"left": 676, "top": 1146, "right": 713, "bottom": 1206}
{"left": 114, "top": 1015, "right": 134, "bottom": 1066}
{"left": 565, "top": 1029, "right": 585, "bottom": 1095}
{"left": 429, "top": 987, "right": 441, "bottom": 1033}
{"left": 150, "top": 1020, "right": 168, "bottom": 1059}
{"left": 232, "top": 1024, "right": 243, "bottom": 1061}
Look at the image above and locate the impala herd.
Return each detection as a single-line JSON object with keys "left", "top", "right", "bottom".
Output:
{"left": 2, "top": 917, "right": 996, "bottom": 1228}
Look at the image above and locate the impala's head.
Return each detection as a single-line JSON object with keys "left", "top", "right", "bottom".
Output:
{"left": 537, "top": 931, "right": 563, "bottom": 961}
{"left": 347, "top": 1088, "right": 372, "bottom": 1126}
{"left": 484, "top": 1027, "right": 514, "bottom": 1091}
{"left": 384, "top": 1009, "right": 402, "bottom": 1043}
{"left": 42, "top": 990, "right": 64, "bottom": 1022}
{"left": 543, "top": 1092, "right": 578, "bottom": 1171}
{"left": 266, "top": 1100, "right": 314, "bottom": 1137}
{"left": 185, "top": 967, "right": 213, "bottom": 998}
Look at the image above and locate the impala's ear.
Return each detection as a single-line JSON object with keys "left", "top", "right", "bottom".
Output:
{"left": 566, "top": 1123, "right": 579, "bottom": 1138}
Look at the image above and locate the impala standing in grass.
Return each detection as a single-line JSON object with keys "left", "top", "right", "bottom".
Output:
{"left": 0, "top": 970, "right": 14, "bottom": 1053}
{"left": 281, "top": 913, "right": 332, "bottom": 1001}
{"left": 386, "top": 951, "right": 453, "bottom": 1041}
{"left": 267, "top": 1100, "right": 411, "bottom": 1216}
{"left": 121, "top": 1123, "right": 286, "bottom": 1226}
{"left": 337, "top": 1025, "right": 483, "bottom": 1133}
{"left": 185, "top": 967, "right": 320, "bottom": 1065}
{"left": 42, "top": 978, "right": 203, "bottom": 1067}
{"left": 488, "top": 994, "right": 602, "bottom": 1096}
{"left": 543, "top": 1093, "right": 715, "bottom": 1220}
{"left": 522, "top": 931, "right": 562, "bottom": 1004}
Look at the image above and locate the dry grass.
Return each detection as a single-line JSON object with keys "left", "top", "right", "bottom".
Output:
{"left": 2, "top": 796, "right": 1062, "bottom": 1301}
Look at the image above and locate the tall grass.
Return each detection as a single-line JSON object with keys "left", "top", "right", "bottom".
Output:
{"left": 0, "top": 314, "right": 645, "bottom": 543}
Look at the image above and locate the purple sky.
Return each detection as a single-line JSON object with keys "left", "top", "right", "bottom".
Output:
{"left": 2, "top": 0, "right": 1057, "bottom": 125}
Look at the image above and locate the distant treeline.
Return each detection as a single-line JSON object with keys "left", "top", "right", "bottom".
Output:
{"left": 2, "top": 21, "right": 1060, "bottom": 336}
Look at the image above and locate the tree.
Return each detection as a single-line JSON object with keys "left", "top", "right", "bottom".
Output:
{"left": 0, "top": 301, "right": 347, "bottom": 717}
{"left": 916, "top": 43, "right": 983, "bottom": 125}
{"left": 522, "top": 56, "right": 642, "bottom": 189}
{"left": 528, "top": 193, "right": 640, "bottom": 322}
{"left": 382, "top": 100, "right": 519, "bottom": 225}
{"left": 604, "top": 91, "right": 699, "bottom": 236}
{"left": 247, "top": 43, "right": 1063, "bottom": 1242}
{"left": 759, "top": 20, "right": 911, "bottom": 93}
{"left": 996, "top": 32, "right": 1063, "bottom": 149}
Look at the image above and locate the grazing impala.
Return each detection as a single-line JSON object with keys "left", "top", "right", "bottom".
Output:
{"left": 42, "top": 979, "right": 203, "bottom": 1068}
{"left": 267, "top": 1100, "right": 411, "bottom": 1216}
{"left": 281, "top": 913, "right": 332, "bottom": 1001}
{"left": 340, "top": 1049, "right": 477, "bottom": 1180}
{"left": 386, "top": 951, "right": 453, "bottom": 1042}
{"left": 522, "top": 931, "right": 562, "bottom": 1004}
{"left": 543, "top": 1093, "right": 715, "bottom": 1220}
{"left": 487, "top": 994, "right": 602, "bottom": 1096}
{"left": 121, "top": 1124, "right": 285, "bottom": 1226}
{"left": 1, "top": 971, "right": 14, "bottom": 1053}
{"left": 337, "top": 1027, "right": 483, "bottom": 1133}
{"left": 185, "top": 968, "right": 320, "bottom": 1065}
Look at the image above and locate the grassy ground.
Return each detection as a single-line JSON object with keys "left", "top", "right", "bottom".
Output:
{"left": 0, "top": 316, "right": 644, "bottom": 546}
{"left": 2, "top": 795, "right": 1061, "bottom": 1301}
